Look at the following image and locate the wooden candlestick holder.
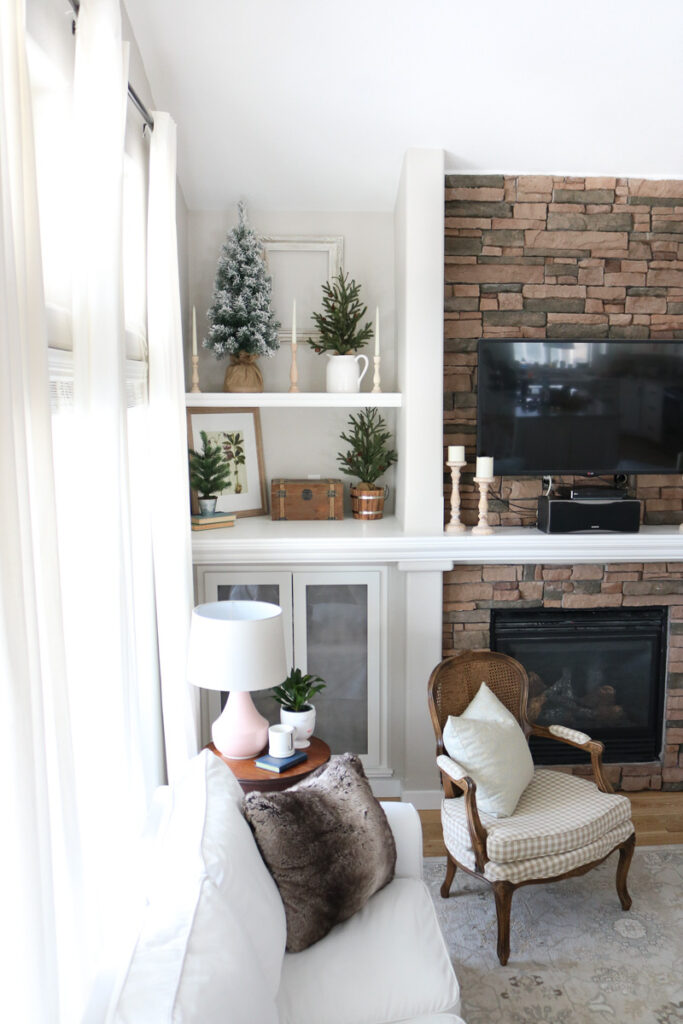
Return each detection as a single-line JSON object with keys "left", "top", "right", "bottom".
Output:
{"left": 472, "top": 476, "right": 494, "bottom": 535}
{"left": 288, "top": 342, "right": 300, "bottom": 393}
{"left": 445, "top": 460, "right": 467, "bottom": 533}
{"left": 371, "top": 355, "right": 382, "bottom": 393}
{"left": 190, "top": 354, "right": 201, "bottom": 393}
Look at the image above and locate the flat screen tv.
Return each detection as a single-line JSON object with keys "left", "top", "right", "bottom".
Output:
{"left": 477, "top": 339, "right": 683, "bottom": 476}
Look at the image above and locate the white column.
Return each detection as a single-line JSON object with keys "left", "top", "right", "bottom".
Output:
{"left": 399, "top": 564, "right": 452, "bottom": 807}
{"left": 394, "top": 149, "right": 445, "bottom": 534}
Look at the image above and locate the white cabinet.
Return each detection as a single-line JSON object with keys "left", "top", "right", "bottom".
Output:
{"left": 196, "top": 566, "right": 387, "bottom": 775}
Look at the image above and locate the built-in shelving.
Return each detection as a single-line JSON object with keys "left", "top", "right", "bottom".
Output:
{"left": 185, "top": 392, "right": 402, "bottom": 408}
{"left": 191, "top": 521, "right": 683, "bottom": 567}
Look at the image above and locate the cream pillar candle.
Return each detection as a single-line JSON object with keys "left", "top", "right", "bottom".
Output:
{"left": 448, "top": 445, "right": 465, "bottom": 462}
{"left": 476, "top": 456, "right": 494, "bottom": 479}
{"left": 192, "top": 305, "right": 198, "bottom": 357}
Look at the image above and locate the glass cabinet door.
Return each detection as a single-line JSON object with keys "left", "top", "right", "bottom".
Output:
{"left": 293, "top": 571, "right": 380, "bottom": 767}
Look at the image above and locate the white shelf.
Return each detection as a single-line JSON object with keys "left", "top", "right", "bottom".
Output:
{"left": 185, "top": 392, "right": 402, "bottom": 408}
{"left": 191, "top": 521, "right": 683, "bottom": 568}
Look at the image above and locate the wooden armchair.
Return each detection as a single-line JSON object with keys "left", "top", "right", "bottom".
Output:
{"left": 428, "top": 650, "right": 635, "bottom": 965}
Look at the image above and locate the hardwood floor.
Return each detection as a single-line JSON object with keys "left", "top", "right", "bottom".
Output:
{"left": 419, "top": 789, "right": 683, "bottom": 857}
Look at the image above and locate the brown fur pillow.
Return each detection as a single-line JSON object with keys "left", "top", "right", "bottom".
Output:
{"left": 243, "top": 753, "right": 396, "bottom": 952}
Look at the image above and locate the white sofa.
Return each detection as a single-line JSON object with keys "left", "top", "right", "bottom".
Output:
{"left": 95, "top": 751, "right": 464, "bottom": 1024}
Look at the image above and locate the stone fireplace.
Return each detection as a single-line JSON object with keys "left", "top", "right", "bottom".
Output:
{"left": 442, "top": 172, "right": 683, "bottom": 792}
{"left": 443, "top": 561, "right": 683, "bottom": 791}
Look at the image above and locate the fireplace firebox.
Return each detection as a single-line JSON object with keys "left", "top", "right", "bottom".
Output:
{"left": 491, "top": 607, "right": 667, "bottom": 764}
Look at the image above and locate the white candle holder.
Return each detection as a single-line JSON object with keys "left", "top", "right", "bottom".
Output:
{"left": 289, "top": 343, "right": 300, "bottom": 393}
{"left": 445, "top": 460, "right": 467, "bottom": 533}
{"left": 190, "top": 354, "right": 201, "bottom": 393}
{"left": 371, "top": 355, "right": 382, "bottom": 393}
{"left": 472, "top": 476, "right": 494, "bottom": 535}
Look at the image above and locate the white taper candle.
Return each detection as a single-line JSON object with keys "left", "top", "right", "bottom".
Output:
{"left": 192, "top": 305, "right": 197, "bottom": 357}
{"left": 375, "top": 306, "right": 380, "bottom": 357}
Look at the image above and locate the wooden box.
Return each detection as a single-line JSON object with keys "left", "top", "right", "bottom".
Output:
{"left": 271, "top": 478, "right": 344, "bottom": 521}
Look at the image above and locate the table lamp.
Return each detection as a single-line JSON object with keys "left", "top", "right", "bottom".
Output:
{"left": 186, "top": 600, "right": 287, "bottom": 759}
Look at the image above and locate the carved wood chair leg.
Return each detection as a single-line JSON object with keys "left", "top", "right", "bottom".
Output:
{"left": 616, "top": 832, "right": 636, "bottom": 911}
{"left": 493, "top": 881, "right": 514, "bottom": 966}
{"left": 440, "top": 852, "right": 457, "bottom": 898}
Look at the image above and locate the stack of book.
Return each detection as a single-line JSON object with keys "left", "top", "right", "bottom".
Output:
{"left": 191, "top": 512, "right": 236, "bottom": 531}
{"left": 254, "top": 750, "right": 308, "bottom": 773}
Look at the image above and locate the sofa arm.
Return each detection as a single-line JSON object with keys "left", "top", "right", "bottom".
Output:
{"left": 381, "top": 801, "right": 423, "bottom": 880}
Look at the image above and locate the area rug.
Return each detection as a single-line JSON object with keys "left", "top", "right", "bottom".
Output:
{"left": 423, "top": 847, "right": 683, "bottom": 1024}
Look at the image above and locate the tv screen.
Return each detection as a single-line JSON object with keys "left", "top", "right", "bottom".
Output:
{"left": 477, "top": 340, "right": 683, "bottom": 476}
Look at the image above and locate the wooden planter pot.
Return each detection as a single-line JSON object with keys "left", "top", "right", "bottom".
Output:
{"left": 350, "top": 484, "right": 386, "bottom": 520}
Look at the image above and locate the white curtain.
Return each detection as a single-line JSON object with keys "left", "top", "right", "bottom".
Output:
{"left": 0, "top": 1, "right": 83, "bottom": 1020}
{"left": 147, "top": 111, "right": 200, "bottom": 781}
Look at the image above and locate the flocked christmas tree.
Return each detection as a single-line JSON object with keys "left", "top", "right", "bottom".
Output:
{"left": 204, "top": 201, "right": 280, "bottom": 391}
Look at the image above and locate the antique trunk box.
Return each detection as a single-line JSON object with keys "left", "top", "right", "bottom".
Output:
{"left": 270, "top": 478, "right": 344, "bottom": 521}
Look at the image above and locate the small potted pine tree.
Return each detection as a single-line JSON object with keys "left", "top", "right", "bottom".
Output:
{"left": 271, "top": 667, "right": 326, "bottom": 749}
{"left": 337, "top": 407, "right": 397, "bottom": 520}
{"left": 188, "top": 430, "right": 232, "bottom": 515}
{"left": 307, "top": 270, "right": 373, "bottom": 392}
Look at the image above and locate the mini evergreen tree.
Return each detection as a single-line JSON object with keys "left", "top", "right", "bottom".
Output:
{"left": 337, "top": 407, "right": 397, "bottom": 487}
{"left": 188, "top": 431, "right": 231, "bottom": 497}
{"left": 204, "top": 202, "right": 280, "bottom": 359}
{"left": 307, "top": 270, "right": 373, "bottom": 354}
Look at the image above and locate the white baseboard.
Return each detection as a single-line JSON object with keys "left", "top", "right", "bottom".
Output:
{"left": 369, "top": 777, "right": 402, "bottom": 798}
{"left": 400, "top": 788, "right": 442, "bottom": 810}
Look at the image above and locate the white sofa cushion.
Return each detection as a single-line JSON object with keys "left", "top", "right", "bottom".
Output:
{"left": 442, "top": 681, "right": 534, "bottom": 817}
{"left": 276, "top": 877, "right": 460, "bottom": 1024}
{"left": 108, "top": 751, "right": 286, "bottom": 1023}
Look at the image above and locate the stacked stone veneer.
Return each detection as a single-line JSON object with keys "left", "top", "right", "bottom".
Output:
{"left": 442, "top": 561, "right": 683, "bottom": 791}
{"left": 443, "top": 173, "right": 683, "bottom": 528}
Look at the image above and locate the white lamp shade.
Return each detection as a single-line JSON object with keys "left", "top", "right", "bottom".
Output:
{"left": 186, "top": 600, "right": 287, "bottom": 693}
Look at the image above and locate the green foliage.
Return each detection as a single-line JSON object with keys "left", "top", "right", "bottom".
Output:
{"left": 337, "top": 407, "right": 397, "bottom": 488}
{"left": 205, "top": 201, "right": 280, "bottom": 358}
{"left": 271, "top": 667, "right": 326, "bottom": 712}
{"left": 188, "top": 430, "right": 231, "bottom": 497}
{"left": 307, "top": 270, "right": 373, "bottom": 355}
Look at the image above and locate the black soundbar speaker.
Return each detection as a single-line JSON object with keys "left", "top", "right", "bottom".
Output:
{"left": 537, "top": 495, "right": 641, "bottom": 534}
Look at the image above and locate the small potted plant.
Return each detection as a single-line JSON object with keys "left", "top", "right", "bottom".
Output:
{"left": 307, "top": 270, "right": 373, "bottom": 392}
{"left": 337, "top": 407, "right": 397, "bottom": 520}
{"left": 188, "top": 430, "right": 232, "bottom": 515}
{"left": 271, "top": 667, "right": 326, "bottom": 748}
{"left": 204, "top": 202, "right": 280, "bottom": 392}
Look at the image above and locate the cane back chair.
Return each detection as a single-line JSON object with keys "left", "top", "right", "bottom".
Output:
{"left": 428, "top": 650, "right": 636, "bottom": 965}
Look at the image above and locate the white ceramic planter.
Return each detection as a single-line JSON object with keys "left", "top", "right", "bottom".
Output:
{"left": 280, "top": 704, "right": 316, "bottom": 748}
{"left": 326, "top": 353, "right": 369, "bottom": 393}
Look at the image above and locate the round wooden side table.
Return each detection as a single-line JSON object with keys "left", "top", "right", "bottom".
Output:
{"left": 207, "top": 736, "right": 331, "bottom": 793}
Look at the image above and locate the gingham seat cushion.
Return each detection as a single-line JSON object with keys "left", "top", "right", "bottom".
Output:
{"left": 440, "top": 767, "right": 633, "bottom": 872}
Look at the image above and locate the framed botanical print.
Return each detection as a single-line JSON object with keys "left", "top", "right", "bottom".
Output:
{"left": 186, "top": 407, "right": 267, "bottom": 517}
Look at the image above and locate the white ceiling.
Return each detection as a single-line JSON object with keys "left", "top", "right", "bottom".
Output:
{"left": 124, "top": 0, "right": 683, "bottom": 212}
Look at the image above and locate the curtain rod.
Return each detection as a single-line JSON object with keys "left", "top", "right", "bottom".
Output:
{"left": 67, "top": 0, "right": 155, "bottom": 131}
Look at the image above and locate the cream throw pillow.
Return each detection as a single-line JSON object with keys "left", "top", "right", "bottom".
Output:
{"left": 442, "top": 681, "right": 534, "bottom": 818}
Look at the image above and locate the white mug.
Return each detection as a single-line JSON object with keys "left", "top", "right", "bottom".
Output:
{"left": 269, "top": 723, "right": 295, "bottom": 758}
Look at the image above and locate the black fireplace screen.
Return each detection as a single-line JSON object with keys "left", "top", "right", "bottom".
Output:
{"left": 491, "top": 606, "right": 667, "bottom": 763}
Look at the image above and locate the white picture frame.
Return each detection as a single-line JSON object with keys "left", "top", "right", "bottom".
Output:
{"left": 261, "top": 235, "right": 344, "bottom": 344}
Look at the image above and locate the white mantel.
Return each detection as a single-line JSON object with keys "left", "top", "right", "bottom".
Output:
{"left": 192, "top": 519, "right": 683, "bottom": 567}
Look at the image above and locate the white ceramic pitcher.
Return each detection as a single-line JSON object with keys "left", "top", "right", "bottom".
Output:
{"left": 326, "top": 353, "right": 369, "bottom": 393}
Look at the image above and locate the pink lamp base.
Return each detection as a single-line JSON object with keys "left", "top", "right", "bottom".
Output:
{"left": 212, "top": 690, "right": 269, "bottom": 759}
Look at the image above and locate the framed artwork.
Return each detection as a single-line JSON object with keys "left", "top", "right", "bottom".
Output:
{"left": 186, "top": 407, "right": 267, "bottom": 517}
{"left": 261, "top": 235, "right": 344, "bottom": 344}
